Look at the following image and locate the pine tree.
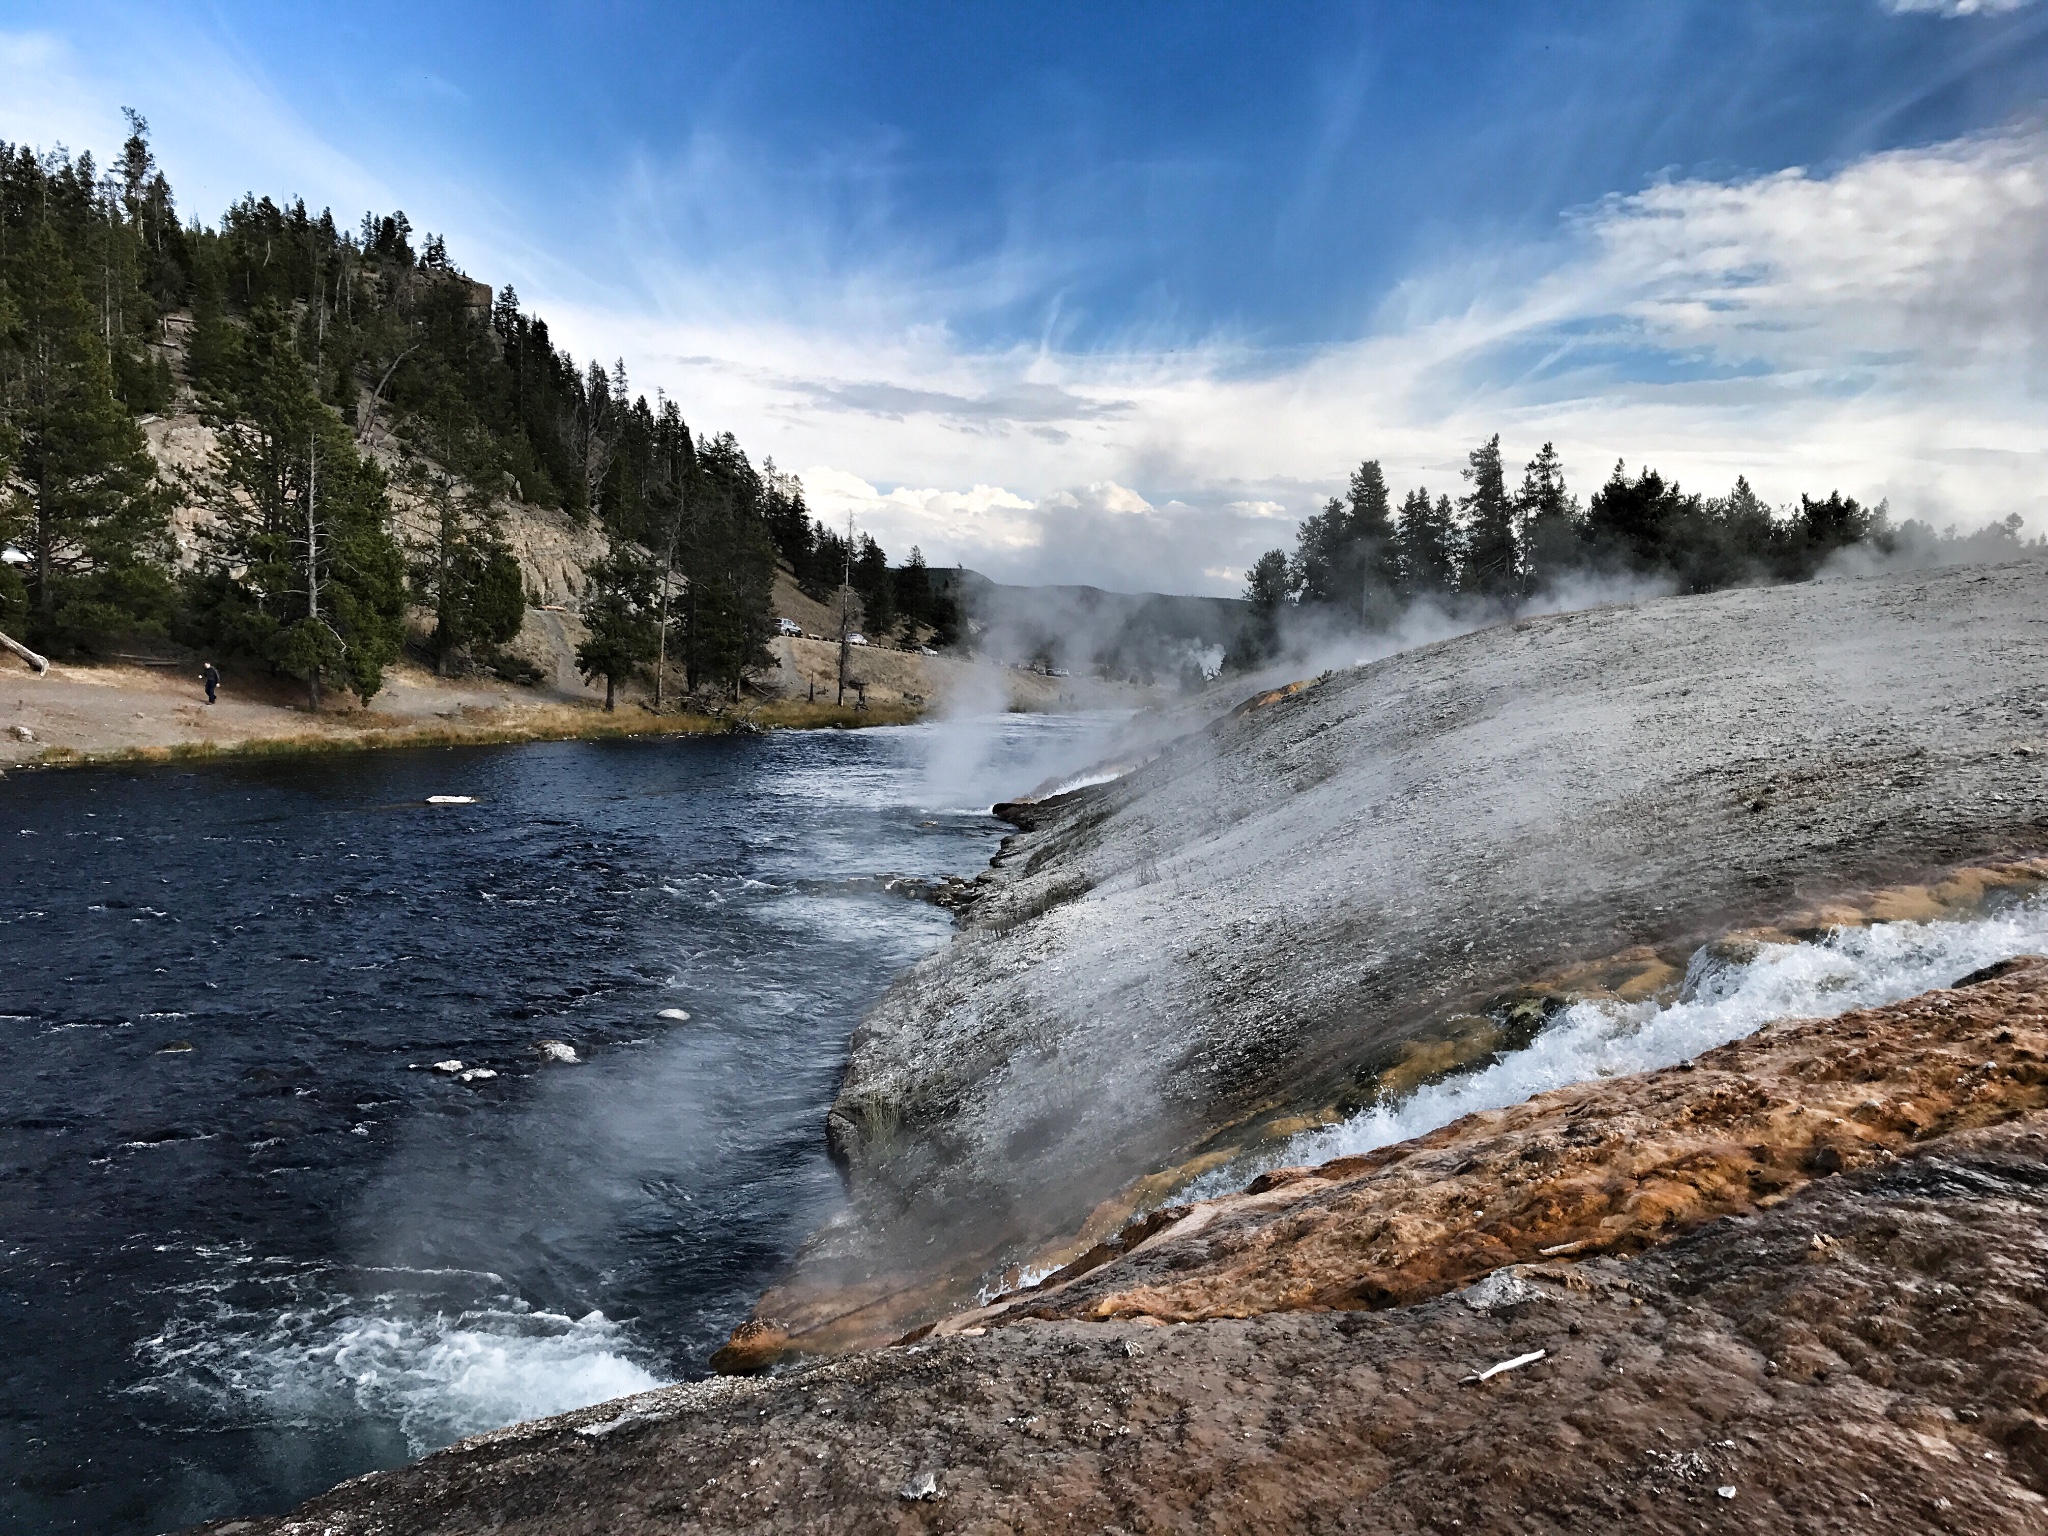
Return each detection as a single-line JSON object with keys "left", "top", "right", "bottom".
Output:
{"left": 576, "top": 547, "right": 658, "bottom": 710}
{"left": 1458, "top": 434, "right": 1519, "bottom": 600}
{"left": 1227, "top": 548, "right": 1290, "bottom": 668}
{"left": 1515, "top": 442, "right": 1582, "bottom": 595}
{"left": 1717, "top": 476, "right": 1774, "bottom": 567}
{"left": 186, "top": 254, "right": 242, "bottom": 399}
{"left": 895, "top": 544, "right": 933, "bottom": 630}
{"left": 1289, "top": 497, "right": 1349, "bottom": 608}
{"left": 1586, "top": 461, "right": 1688, "bottom": 577}
{"left": 851, "top": 533, "right": 894, "bottom": 637}
{"left": 188, "top": 304, "right": 403, "bottom": 705}
{"left": 2, "top": 222, "right": 172, "bottom": 654}
{"left": 1395, "top": 486, "right": 1458, "bottom": 597}
{"left": 404, "top": 415, "right": 523, "bottom": 675}
{"left": 675, "top": 431, "right": 776, "bottom": 697}
{"left": 1346, "top": 459, "right": 1402, "bottom": 626}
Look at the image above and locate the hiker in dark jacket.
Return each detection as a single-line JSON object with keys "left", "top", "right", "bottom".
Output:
{"left": 202, "top": 662, "right": 219, "bottom": 705}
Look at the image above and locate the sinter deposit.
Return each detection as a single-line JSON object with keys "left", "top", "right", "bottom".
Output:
{"left": 760, "top": 560, "right": 2048, "bottom": 1354}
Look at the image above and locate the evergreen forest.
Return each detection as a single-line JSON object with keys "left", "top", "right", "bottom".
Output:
{"left": 0, "top": 117, "right": 951, "bottom": 709}
{"left": 1228, "top": 436, "right": 2043, "bottom": 669}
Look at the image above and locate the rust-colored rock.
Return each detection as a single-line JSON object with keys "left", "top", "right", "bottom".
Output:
{"left": 706, "top": 1318, "right": 791, "bottom": 1374}
{"left": 188, "top": 1108, "right": 2048, "bottom": 1535}
{"left": 932, "top": 954, "right": 2048, "bottom": 1334}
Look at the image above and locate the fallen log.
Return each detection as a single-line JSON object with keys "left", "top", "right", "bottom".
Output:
{"left": 0, "top": 627, "right": 49, "bottom": 675}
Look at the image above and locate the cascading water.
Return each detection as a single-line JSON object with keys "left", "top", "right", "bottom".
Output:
{"left": 1204, "top": 895, "right": 2048, "bottom": 1193}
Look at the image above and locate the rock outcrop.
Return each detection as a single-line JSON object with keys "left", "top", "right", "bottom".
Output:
{"left": 929, "top": 954, "right": 2048, "bottom": 1332}
{"left": 753, "top": 561, "right": 2048, "bottom": 1356}
{"left": 193, "top": 968, "right": 2048, "bottom": 1535}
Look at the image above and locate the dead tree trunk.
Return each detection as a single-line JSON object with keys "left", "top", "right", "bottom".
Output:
{"left": 0, "top": 629, "right": 50, "bottom": 675}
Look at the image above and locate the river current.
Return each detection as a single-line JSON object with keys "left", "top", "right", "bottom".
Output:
{"left": 0, "top": 714, "right": 1115, "bottom": 1535}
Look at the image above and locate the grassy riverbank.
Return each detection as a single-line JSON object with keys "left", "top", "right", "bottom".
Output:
{"left": 0, "top": 657, "right": 926, "bottom": 774}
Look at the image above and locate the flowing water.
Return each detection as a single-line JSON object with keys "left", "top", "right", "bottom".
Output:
{"left": 0, "top": 714, "right": 1117, "bottom": 1536}
{"left": 1234, "top": 895, "right": 2048, "bottom": 1186}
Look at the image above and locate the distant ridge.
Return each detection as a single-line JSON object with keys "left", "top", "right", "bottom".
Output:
{"left": 932, "top": 568, "right": 1245, "bottom": 675}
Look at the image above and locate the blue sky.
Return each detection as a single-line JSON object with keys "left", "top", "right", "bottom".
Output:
{"left": 6, "top": 0, "right": 2048, "bottom": 591}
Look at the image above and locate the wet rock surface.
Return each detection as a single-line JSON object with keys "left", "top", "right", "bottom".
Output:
{"left": 190, "top": 1107, "right": 2048, "bottom": 1534}
{"left": 931, "top": 955, "right": 2048, "bottom": 1330}
{"left": 772, "top": 563, "right": 2048, "bottom": 1349}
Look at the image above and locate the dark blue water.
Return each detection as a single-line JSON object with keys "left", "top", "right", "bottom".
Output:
{"left": 0, "top": 715, "right": 1115, "bottom": 1536}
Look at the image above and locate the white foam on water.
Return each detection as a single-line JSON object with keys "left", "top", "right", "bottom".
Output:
{"left": 1032, "top": 768, "right": 1129, "bottom": 799}
{"left": 1204, "top": 897, "right": 2048, "bottom": 1195}
{"left": 137, "top": 1280, "right": 667, "bottom": 1457}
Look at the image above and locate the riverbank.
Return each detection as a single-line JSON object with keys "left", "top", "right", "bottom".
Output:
{"left": 756, "top": 560, "right": 2048, "bottom": 1361}
{"left": 0, "top": 654, "right": 932, "bottom": 772}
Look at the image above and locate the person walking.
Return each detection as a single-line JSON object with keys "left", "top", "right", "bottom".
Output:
{"left": 202, "top": 662, "right": 219, "bottom": 705}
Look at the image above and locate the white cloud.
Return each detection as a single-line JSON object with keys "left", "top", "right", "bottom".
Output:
{"left": 798, "top": 469, "right": 1039, "bottom": 556}
{"left": 1884, "top": 0, "right": 2033, "bottom": 16}
{"left": 552, "top": 126, "right": 2048, "bottom": 592}
{"left": 6, "top": 23, "right": 2045, "bottom": 595}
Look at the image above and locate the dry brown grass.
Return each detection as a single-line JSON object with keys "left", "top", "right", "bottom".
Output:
{"left": 26, "top": 695, "right": 927, "bottom": 771}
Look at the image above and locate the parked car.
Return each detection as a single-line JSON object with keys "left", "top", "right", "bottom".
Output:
{"left": 776, "top": 617, "right": 804, "bottom": 636}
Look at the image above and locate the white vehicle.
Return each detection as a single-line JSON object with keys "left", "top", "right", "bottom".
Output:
{"left": 846, "top": 632, "right": 869, "bottom": 647}
{"left": 0, "top": 545, "right": 28, "bottom": 567}
{"left": 776, "top": 617, "right": 804, "bottom": 637}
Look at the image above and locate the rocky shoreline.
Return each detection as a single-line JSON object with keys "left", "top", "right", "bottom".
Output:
{"left": 745, "top": 561, "right": 2048, "bottom": 1360}
{"left": 191, "top": 958, "right": 2048, "bottom": 1534}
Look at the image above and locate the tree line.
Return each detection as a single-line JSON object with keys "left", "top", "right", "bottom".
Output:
{"left": 1229, "top": 435, "right": 2031, "bottom": 668}
{"left": 0, "top": 117, "right": 954, "bottom": 709}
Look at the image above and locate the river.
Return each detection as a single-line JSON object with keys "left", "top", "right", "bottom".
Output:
{"left": 0, "top": 714, "right": 1118, "bottom": 1535}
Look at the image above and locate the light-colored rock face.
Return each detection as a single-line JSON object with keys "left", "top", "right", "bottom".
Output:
{"left": 141, "top": 414, "right": 223, "bottom": 569}
{"left": 763, "top": 561, "right": 2048, "bottom": 1351}
{"left": 141, "top": 407, "right": 609, "bottom": 609}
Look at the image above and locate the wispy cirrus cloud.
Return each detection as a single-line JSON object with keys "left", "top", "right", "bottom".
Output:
{"left": 6, "top": 18, "right": 2047, "bottom": 596}
{"left": 1884, "top": 0, "right": 2034, "bottom": 16}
